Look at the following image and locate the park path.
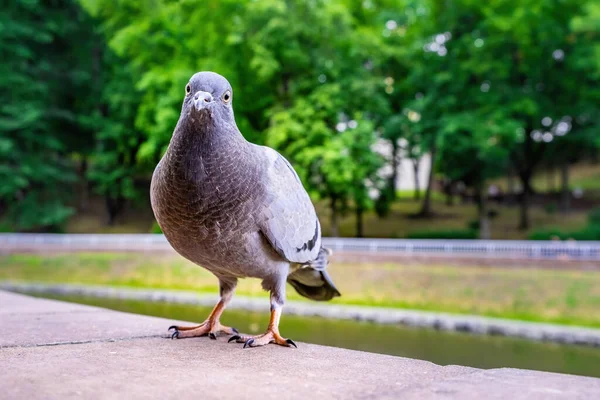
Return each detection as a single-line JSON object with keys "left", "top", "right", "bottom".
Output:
{"left": 1, "top": 290, "right": 599, "bottom": 399}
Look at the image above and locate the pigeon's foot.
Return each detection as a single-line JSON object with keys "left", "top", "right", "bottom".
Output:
{"left": 168, "top": 321, "right": 238, "bottom": 340}
{"left": 228, "top": 330, "right": 297, "bottom": 349}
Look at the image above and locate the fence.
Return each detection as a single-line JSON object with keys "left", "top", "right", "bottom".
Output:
{"left": 2, "top": 234, "right": 600, "bottom": 261}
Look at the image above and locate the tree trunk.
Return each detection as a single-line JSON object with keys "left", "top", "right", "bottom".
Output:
{"left": 507, "top": 171, "right": 514, "bottom": 195}
{"left": 547, "top": 167, "right": 555, "bottom": 193}
{"left": 389, "top": 140, "right": 399, "bottom": 199}
{"left": 355, "top": 206, "right": 364, "bottom": 238}
{"left": 445, "top": 180, "right": 454, "bottom": 206}
{"left": 477, "top": 184, "right": 490, "bottom": 240}
{"left": 513, "top": 123, "right": 543, "bottom": 229}
{"left": 79, "top": 157, "right": 89, "bottom": 212}
{"left": 506, "top": 168, "right": 516, "bottom": 205}
{"left": 330, "top": 196, "right": 339, "bottom": 237}
{"left": 518, "top": 175, "right": 531, "bottom": 231}
{"left": 106, "top": 195, "right": 125, "bottom": 226}
{"left": 419, "top": 145, "right": 436, "bottom": 216}
{"left": 560, "top": 161, "right": 570, "bottom": 213}
{"left": 281, "top": 73, "right": 292, "bottom": 107}
{"left": 412, "top": 158, "right": 421, "bottom": 200}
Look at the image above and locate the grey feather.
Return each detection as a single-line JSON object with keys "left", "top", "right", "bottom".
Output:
{"left": 150, "top": 71, "right": 339, "bottom": 301}
{"left": 258, "top": 147, "right": 321, "bottom": 264}
{"left": 288, "top": 248, "right": 340, "bottom": 301}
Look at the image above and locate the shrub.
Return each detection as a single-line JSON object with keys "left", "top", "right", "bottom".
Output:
{"left": 568, "top": 227, "right": 600, "bottom": 241}
{"left": 528, "top": 228, "right": 565, "bottom": 241}
{"left": 544, "top": 203, "right": 558, "bottom": 215}
{"left": 406, "top": 229, "right": 478, "bottom": 239}
{"left": 528, "top": 227, "right": 600, "bottom": 241}
{"left": 150, "top": 221, "right": 163, "bottom": 234}
{"left": 467, "top": 220, "right": 480, "bottom": 230}
{"left": 487, "top": 209, "right": 499, "bottom": 219}
{"left": 374, "top": 186, "right": 395, "bottom": 218}
{"left": 588, "top": 208, "right": 600, "bottom": 226}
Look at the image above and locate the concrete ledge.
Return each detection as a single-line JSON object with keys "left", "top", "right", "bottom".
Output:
{"left": 4, "top": 281, "right": 600, "bottom": 347}
{"left": 1, "top": 290, "right": 600, "bottom": 399}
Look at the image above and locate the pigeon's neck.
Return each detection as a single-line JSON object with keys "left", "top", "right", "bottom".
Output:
{"left": 166, "top": 116, "right": 247, "bottom": 167}
{"left": 172, "top": 112, "right": 245, "bottom": 150}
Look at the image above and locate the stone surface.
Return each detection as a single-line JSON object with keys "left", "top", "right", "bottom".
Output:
{"left": 0, "top": 290, "right": 188, "bottom": 348}
{"left": 1, "top": 290, "right": 600, "bottom": 399}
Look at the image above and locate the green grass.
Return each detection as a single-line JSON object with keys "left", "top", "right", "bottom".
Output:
{"left": 490, "top": 162, "right": 600, "bottom": 193}
{"left": 534, "top": 163, "right": 600, "bottom": 191}
{"left": 2, "top": 252, "right": 600, "bottom": 328}
{"left": 315, "top": 197, "right": 589, "bottom": 239}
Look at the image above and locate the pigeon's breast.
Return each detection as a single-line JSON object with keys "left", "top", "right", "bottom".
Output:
{"left": 151, "top": 145, "right": 270, "bottom": 275}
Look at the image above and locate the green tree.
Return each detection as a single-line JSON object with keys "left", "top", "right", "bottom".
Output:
{"left": 0, "top": 0, "right": 101, "bottom": 231}
{"left": 404, "top": 0, "right": 599, "bottom": 229}
{"left": 437, "top": 111, "right": 519, "bottom": 239}
{"left": 268, "top": 85, "right": 385, "bottom": 237}
{"left": 85, "top": 52, "right": 144, "bottom": 225}
{"left": 86, "top": 0, "right": 389, "bottom": 235}
{"left": 479, "top": 0, "right": 599, "bottom": 229}
{"left": 77, "top": 0, "right": 599, "bottom": 237}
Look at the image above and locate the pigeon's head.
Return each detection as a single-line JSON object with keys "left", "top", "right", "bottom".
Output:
{"left": 182, "top": 71, "right": 235, "bottom": 126}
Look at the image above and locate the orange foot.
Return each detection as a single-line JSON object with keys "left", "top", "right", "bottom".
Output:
{"left": 168, "top": 321, "right": 238, "bottom": 340}
{"left": 228, "top": 330, "right": 297, "bottom": 348}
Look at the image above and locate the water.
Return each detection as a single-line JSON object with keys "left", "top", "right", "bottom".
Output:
{"left": 29, "top": 293, "right": 600, "bottom": 378}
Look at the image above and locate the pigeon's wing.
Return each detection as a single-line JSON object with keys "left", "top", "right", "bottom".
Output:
{"left": 257, "top": 146, "right": 321, "bottom": 264}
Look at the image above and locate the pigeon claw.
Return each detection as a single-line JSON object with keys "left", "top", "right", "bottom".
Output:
{"left": 171, "top": 330, "right": 180, "bottom": 340}
{"left": 228, "top": 331, "right": 297, "bottom": 348}
{"left": 232, "top": 327, "right": 239, "bottom": 335}
{"left": 168, "top": 325, "right": 178, "bottom": 332}
{"left": 208, "top": 332, "right": 217, "bottom": 340}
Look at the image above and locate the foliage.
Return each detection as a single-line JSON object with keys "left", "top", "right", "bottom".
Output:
{"left": 529, "top": 227, "right": 600, "bottom": 241}
{"left": 150, "top": 221, "right": 163, "bottom": 234}
{"left": 84, "top": 50, "right": 144, "bottom": 224}
{"left": 267, "top": 85, "right": 385, "bottom": 233}
{"left": 529, "top": 207, "right": 600, "bottom": 240}
{"left": 528, "top": 228, "right": 566, "bottom": 241}
{"left": 2, "top": 0, "right": 599, "bottom": 235}
{"left": 588, "top": 208, "right": 600, "bottom": 226}
{"left": 0, "top": 0, "right": 99, "bottom": 230}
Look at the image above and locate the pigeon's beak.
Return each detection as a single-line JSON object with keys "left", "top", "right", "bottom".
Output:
{"left": 193, "top": 91, "right": 213, "bottom": 112}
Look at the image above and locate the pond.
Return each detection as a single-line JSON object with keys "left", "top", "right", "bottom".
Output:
{"left": 28, "top": 292, "right": 600, "bottom": 378}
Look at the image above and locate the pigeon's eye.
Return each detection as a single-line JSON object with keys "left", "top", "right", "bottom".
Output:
{"left": 185, "top": 84, "right": 191, "bottom": 95}
{"left": 222, "top": 90, "right": 231, "bottom": 103}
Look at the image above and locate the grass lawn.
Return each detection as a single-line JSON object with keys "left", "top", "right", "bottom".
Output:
{"left": 533, "top": 163, "right": 600, "bottom": 192}
{"left": 2, "top": 252, "right": 600, "bottom": 328}
{"left": 315, "top": 197, "right": 589, "bottom": 239}
{"left": 489, "top": 162, "right": 600, "bottom": 193}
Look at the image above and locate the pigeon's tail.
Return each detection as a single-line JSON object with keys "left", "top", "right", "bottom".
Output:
{"left": 288, "top": 247, "right": 341, "bottom": 301}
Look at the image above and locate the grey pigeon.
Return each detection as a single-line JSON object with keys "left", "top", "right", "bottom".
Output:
{"left": 151, "top": 71, "right": 340, "bottom": 348}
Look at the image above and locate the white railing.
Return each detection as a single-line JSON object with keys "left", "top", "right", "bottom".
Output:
{"left": 1, "top": 233, "right": 600, "bottom": 260}
{"left": 321, "top": 237, "right": 600, "bottom": 260}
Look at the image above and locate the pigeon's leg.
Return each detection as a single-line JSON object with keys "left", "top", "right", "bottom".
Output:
{"left": 229, "top": 276, "right": 296, "bottom": 348}
{"left": 169, "top": 278, "right": 238, "bottom": 339}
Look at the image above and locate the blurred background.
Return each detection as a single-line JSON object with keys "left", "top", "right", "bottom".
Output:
{"left": 1, "top": 0, "right": 600, "bottom": 378}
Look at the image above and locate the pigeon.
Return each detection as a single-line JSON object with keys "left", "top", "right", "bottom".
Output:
{"left": 151, "top": 71, "right": 340, "bottom": 348}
